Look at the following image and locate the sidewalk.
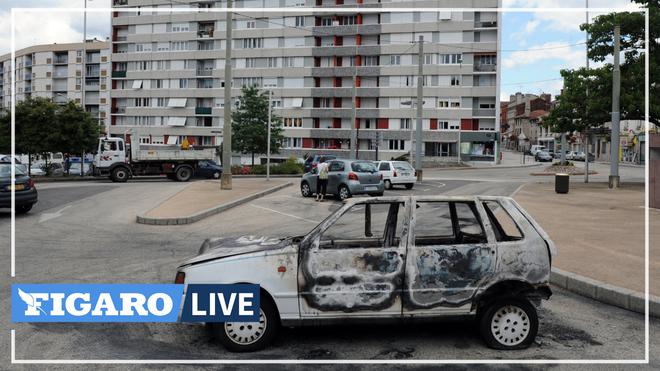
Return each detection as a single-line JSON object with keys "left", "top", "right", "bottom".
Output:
{"left": 514, "top": 182, "right": 658, "bottom": 297}
{"left": 137, "top": 178, "right": 293, "bottom": 225}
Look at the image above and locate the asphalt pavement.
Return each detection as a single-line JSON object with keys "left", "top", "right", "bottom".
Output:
{"left": 2, "top": 171, "right": 658, "bottom": 368}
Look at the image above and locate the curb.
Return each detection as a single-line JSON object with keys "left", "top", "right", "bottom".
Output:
{"left": 530, "top": 172, "right": 599, "bottom": 176}
{"left": 136, "top": 182, "right": 293, "bottom": 225}
{"left": 34, "top": 176, "right": 106, "bottom": 183}
{"left": 551, "top": 267, "right": 660, "bottom": 318}
{"left": 428, "top": 163, "right": 543, "bottom": 171}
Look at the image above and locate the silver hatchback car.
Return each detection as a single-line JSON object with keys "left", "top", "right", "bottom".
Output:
{"left": 300, "top": 159, "right": 384, "bottom": 200}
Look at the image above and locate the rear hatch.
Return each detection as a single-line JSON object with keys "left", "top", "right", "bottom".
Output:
{"left": 350, "top": 161, "right": 380, "bottom": 185}
{"left": 393, "top": 161, "right": 414, "bottom": 178}
{"left": 0, "top": 164, "right": 33, "bottom": 193}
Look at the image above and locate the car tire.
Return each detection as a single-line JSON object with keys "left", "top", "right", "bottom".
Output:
{"left": 300, "top": 181, "right": 312, "bottom": 197}
{"left": 405, "top": 183, "right": 414, "bottom": 190}
{"left": 15, "top": 204, "right": 33, "bottom": 214}
{"left": 110, "top": 167, "right": 129, "bottom": 183}
{"left": 479, "top": 297, "right": 538, "bottom": 350}
{"left": 216, "top": 295, "right": 279, "bottom": 352}
{"left": 212, "top": 171, "right": 221, "bottom": 179}
{"left": 337, "top": 184, "right": 351, "bottom": 201}
{"left": 384, "top": 180, "right": 393, "bottom": 190}
{"left": 175, "top": 165, "right": 193, "bottom": 182}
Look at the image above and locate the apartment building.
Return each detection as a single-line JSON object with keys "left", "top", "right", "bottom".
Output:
{"left": 0, "top": 41, "right": 111, "bottom": 131}
{"left": 503, "top": 92, "right": 552, "bottom": 152}
{"left": 110, "top": 0, "right": 500, "bottom": 163}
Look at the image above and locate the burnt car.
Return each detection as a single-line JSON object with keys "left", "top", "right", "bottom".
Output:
{"left": 175, "top": 195, "right": 555, "bottom": 352}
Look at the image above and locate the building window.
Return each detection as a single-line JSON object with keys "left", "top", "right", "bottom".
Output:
{"left": 246, "top": 20, "right": 256, "bottom": 29}
{"left": 284, "top": 117, "right": 303, "bottom": 127}
{"left": 172, "top": 23, "right": 190, "bottom": 32}
{"left": 451, "top": 75, "right": 461, "bottom": 86}
{"left": 399, "top": 118, "right": 411, "bottom": 129}
{"left": 363, "top": 56, "right": 379, "bottom": 66}
{"left": 390, "top": 55, "right": 401, "bottom": 65}
{"left": 241, "top": 77, "right": 262, "bottom": 87}
{"left": 340, "top": 15, "right": 357, "bottom": 25}
{"left": 439, "top": 53, "right": 462, "bottom": 64}
{"left": 267, "top": 57, "right": 278, "bottom": 68}
{"left": 171, "top": 41, "right": 188, "bottom": 51}
{"left": 295, "top": 16, "right": 305, "bottom": 27}
{"left": 389, "top": 140, "right": 405, "bottom": 150}
{"left": 134, "top": 98, "right": 151, "bottom": 107}
{"left": 424, "top": 53, "right": 434, "bottom": 65}
{"left": 438, "top": 121, "right": 459, "bottom": 130}
{"left": 283, "top": 57, "right": 295, "bottom": 67}
{"left": 479, "top": 55, "right": 496, "bottom": 65}
{"left": 321, "top": 17, "right": 332, "bottom": 26}
{"left": 179, "top": 79, "right": 188, "bottom": 88}
{"left": 283, "top": 137, "right": 302, "bottom": 148}
{"left": 243, "top": 38, "right": 263, "bottom": 49}
{"left": 438, "top": 98, "right": 461, "bottom": 108}
{"left": 425, "top": 142, "right": 457, "bottom": 157}
{"left": 245, "top": 58, "right": 257, "bottom": 68}
{"left": 135, "top": 43, "right": 152, "bottom": 52}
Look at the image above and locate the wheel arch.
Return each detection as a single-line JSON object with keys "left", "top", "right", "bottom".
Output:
{"left": 474, "top": 280, "right": 552, "bottom": 313}
{"left": 232, "top": 281, "right": 282, "bottom": 325}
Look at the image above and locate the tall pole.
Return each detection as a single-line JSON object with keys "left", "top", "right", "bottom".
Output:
{"left": 609, "top": 24, "right": 621, "bottom": 189}
{"left": 351, "top": 65, "right": 357, "bottom": 159}
{"left": 585, "top": 0, "right": 590, "bottom": 183}
{"left": 415, "top": 36, "right": 424, "bottom": 181}
{"left": 81, "top": 0, "right": 87, "bottom": 177}
{"left": 266, "top": 89, "right": 272, "bottom": 181}
{"left": 409, "top": 102, "right": 414, "bottom": 162}
{"left": 221, "top": 0, "right": 233, "bottom": 190}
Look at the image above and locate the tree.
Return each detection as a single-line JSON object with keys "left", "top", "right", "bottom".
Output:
{"left": 49, "top": 101, "right": 100, "bottom": 155}
{"left": 231, "top": 86, "right": 284, "bottom": 165}
{"left": 13, "top": 98, "right": 59, "bottom": 171}
{"left": 0, "top": 108, "right": 9, "bottom": 154}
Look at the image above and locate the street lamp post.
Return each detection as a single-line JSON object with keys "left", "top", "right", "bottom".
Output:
{"left": 80, "top": 0, "right": 88, "bottom": 177}
{"left": 266, "top": 90, "right": 272, "bottom": 181}
{"left": 220, "top": 0, "right": 233, "bottom": 190}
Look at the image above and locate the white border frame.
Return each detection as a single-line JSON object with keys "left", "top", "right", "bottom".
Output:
{"left": 9, "top": 5, "right": 649, "bottom": 365}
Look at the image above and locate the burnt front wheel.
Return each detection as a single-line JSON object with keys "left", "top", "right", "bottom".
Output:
{"left": 479, "top": 297, "right": 538, "bottom": 350}
{"left": 216, "top": 296, "right": 279, "bottom": 352}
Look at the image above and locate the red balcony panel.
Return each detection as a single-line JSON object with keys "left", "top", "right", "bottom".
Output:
{"left": 355, "top": 76, "right": 361, "bottom": 87}
{"left": 430, "top": 118, "right": 438, "bottom": 130}
{"left": 356, "top": 34, "right": 362, "bottom": 46}
{"left": 356, "top": 55, "right": 362, "bottom": 66}
{"left": 313, "top": 118, "right": 320, "bottom": 128}
{"left": 303, "top": 138, "right": 314, "bottom": 148}
{"left": 377, "top": 118, "right": 388, "bottom": 129}
{"left": 356, "top": 97, "right": 361, "bottom": 108}
{"left": 357, "top": 14, "right": 363, "bottom": 23}
{"left": 314, "top": 77, "right": 321, "bottom": 87}
{"left": 333, "top": 118, "right": 342, "bottom": 128}
{"left": 333, "top": 98, "right": 342, "bottom": 108}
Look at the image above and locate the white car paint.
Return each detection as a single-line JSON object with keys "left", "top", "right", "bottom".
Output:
{"left": 376, "top": 161, "right": 416, "bottom": 189}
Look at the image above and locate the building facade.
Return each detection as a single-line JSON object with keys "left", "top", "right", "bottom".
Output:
{"left": 503, "top": 92, "right": 552, "bottom": 151}
{"left": 110, "top": 0, "right": 500, "bottom": 164}
{"left": 0, "top": 41, "right": 111, "bottom": 131}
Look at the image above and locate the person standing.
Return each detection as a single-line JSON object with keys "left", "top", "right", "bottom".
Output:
{"left": 315, "top": 157, "right": 329, "bottom": 202}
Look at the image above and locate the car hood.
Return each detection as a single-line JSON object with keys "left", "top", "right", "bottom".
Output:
{"left": 179, "top": 235, "right": 295, "bottom": 267}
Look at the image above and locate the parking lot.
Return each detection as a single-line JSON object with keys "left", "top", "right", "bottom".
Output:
{"left": 1, "top": 171, "right": 657, "bottom": 366}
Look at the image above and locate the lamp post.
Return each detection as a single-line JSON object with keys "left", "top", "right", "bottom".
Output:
{"left": 266, "top": 89, "right": 272, "bottom": 181}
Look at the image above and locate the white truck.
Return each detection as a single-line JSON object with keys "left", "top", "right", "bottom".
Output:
{"left": 93, "top": 131, "right": 217, "bottom": 182}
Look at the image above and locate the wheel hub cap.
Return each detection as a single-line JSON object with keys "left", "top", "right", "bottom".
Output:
{"left": 224, "top": 309, "right": 266, "bottom": 345}
{"left": 490, "top": 305, "right": 530, "bottom": 346}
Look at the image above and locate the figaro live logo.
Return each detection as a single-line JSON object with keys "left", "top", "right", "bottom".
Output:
{"left": 12, "top": 284, "right": 260, "bottom": 323}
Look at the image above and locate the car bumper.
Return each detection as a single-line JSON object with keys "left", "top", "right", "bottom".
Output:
{"left": 389, "top": 176, "right": 416, "bottom": 184}
{"left": 0, "top": 188, "right": 38, "bottom": 208}
{"left": 347, "top": 181, "right": 384, "bottom": 195}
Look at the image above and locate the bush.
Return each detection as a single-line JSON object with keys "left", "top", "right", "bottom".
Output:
{"left": 552, "top": 161, "right": 574, "bottom": 167}
{"left": 271, "top": 158, "right": 303, "bottom": 175}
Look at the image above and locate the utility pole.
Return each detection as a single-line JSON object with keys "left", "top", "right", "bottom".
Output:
{"left": 266, "top": 89, "right": 272, "bottom": 181}
{"left": 415, "top": 35, "right": 424, "bottom": 181}
{"left": 221, "top": 0, "right": 233, "bottom": 190}
{"left": 80, "top": 0, "right": 87, "bottom": 177}
{"left": 584, "top": 0, "right": 590, "bottom": 183}
{"left": 351, "top": 66, "right": 358, "bottom": 159}
{"left": 609, "top": 24, "right": 621, "bottom": 189}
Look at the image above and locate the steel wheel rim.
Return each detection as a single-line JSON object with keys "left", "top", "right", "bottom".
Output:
{"left": 224, "top": 309, "right": 266, "bottom": 346}
{"left": 213, "top": 172, "right": 220, "bottom": 179}
{"left": 339, "top": 187, "right": 349, "bottom": 199}
{"left": 490, "top": 305, "right": 530, "bottom": 346}
{"left": 301, "top": 183, "right": 310, "bottom": 196}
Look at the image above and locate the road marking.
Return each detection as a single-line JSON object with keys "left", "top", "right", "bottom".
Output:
{"left": 38, "top": 205, "right": 72, "bottom": 223}
{"left": 510, "top": 183, "right": 527, "bottom": 197}
{"left": 249, "top": 203, "right": 320, "bottom": 224}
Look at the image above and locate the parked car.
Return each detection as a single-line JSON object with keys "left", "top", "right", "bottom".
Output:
{"left": 49, "top": 162, "right": 64, "bottom": 177}
{"left": 553, "top": 150, "right": 572, "bottom": 160}
{"left": 535, "top": 151, "right": 553, "bottom": 162}
{"left": 194, "top": 160, "right": 223, "bottom": 179}
{"left": 303, "top": 154, "right": 337, "bottom": 174}
{"left": 0, "top": 155, "right": 28, "bottom": 174}
{"left": 0, "top": 161, "right": 38, "bottom": 214}
{"left": 68, "top": 162, "right": 93, "bottom": 176}
{"left": 29, "top": 163, "right": 46, "bottom": 176}
{"left": 573, "top": 152, "right": 595, "bottom": 162}
{"left": 300, "top": 159, "right": 384, "bottom": 200}
{"left": 175, "top": 195, "right": 555, "bottom": 352}
{"left": 376, "top": 160, "right": 416, "bottom": 190}
{"left": 529, "top": 145, "right": 546, "bottom": 157}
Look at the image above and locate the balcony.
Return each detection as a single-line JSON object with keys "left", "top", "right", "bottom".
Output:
{"left": 197, "top": 29, "right": 214, "bottom": 39}
{"left": 474, "top": 64, "right": 496, "bottom": 72}
{"left": 53, "top": 57, "right": 68, "bottom": 65}
{"left": 196, "top": 69, "right": 213, "bottom": 76}
{"left": 473, "top": 108, "right": 496, "bottom": 117}
{"left": 24, "top": 73, "right": 32, "bottom": 80}
{"left": 112, "top": 70, "right": 126, "bottom": 78}
{"left": 25, "top": 60, "right": 32, "bottom": 67}
{"left": 195, "top": 107, "right": 212, "bottom": 115}
{"left": 112, "top": 106, "right": 126, "bottom": 114}
{"left": 475, "top": 21, "right": 497, "bottom": 28}
{"left": 113, "top": 0, "right": 128, "bottom": 5}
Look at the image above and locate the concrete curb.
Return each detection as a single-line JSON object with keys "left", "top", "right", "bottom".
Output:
{"left": 136, "top": 182, "right": 293, "bottom": 225}
{"left": 34, "top": 176, "right": 107, "bottom": 183}
{"left": 551, "top": 267, "right": 660, "bottom": 318}
{"left": 429, "top": 163, "right": 543, "bottom": 171}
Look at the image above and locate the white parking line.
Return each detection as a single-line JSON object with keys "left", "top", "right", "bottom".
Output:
{"left": 38, "top": 205, "right": 72, "bottom": 223}
{"left": 249, "top": 203, "right": 321, "bottom": 224}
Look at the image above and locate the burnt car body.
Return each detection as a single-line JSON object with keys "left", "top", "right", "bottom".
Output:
{"left": 176, "top": 195, "right": 555, "bottom": 352}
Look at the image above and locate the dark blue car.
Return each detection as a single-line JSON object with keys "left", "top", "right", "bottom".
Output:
{"left": 195, "top": 160, "right": 223, "bottom": 179}
{"left": 0, "top": 161, "right": 38, "bottom": 214}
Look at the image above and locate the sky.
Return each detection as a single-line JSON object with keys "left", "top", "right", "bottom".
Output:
{"left": 0, "top": 0, "right": 643, "bottom": 101}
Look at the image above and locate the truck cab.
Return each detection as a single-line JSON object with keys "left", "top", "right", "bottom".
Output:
{"left": 93, "top": 137, "right": 130, "bottom": 182}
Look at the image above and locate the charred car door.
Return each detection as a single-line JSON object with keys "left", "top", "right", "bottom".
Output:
{"left": 403, "top": 200, "right": 496, "bottom": 314}
{"left": 298, "top": 200, "right": 409, "bottom": 317}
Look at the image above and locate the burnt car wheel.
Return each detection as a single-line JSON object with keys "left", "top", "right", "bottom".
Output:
{"left": 337, "top": 185, "right": 351, "bottom": 200}
{"left": 479, "top": 298, "right": 538, "bottom": 350}
{"left": 300, "top": 182, "right": 312, "bottom": 197}
{"left": 216, "top": 297, "right": 279, "bottom": 352}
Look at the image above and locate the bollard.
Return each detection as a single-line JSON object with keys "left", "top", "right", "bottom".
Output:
{"left": 555, "top": 173, "right": 569, "bottom": 194}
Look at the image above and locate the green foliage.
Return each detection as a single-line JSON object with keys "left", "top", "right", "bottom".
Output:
{"left": 49, "top": 101, "right": 100, "bottom": 154}
{"left": 0, "top": 108, "right": 9, "bottom": 153}
{"left": 230, "top": 157, "right": 303, "bottom": 175}
{"left": 231, "top": 86, "right": 285, "bottom": 165}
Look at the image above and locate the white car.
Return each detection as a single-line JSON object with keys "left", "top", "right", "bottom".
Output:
{"left": 29, "top": 163, "right": 46, "bottom": 176}
{"left": 175, "top": 195, "right": 555, "bottom": 352}
{"left": 376, "top": 160, "right": 416, "bottom": 190}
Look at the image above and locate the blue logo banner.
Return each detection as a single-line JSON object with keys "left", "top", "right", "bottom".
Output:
{"left": 12, "top": 284, "right": 184, "bottom": 323}
{"left": 181, "top": 284, "right": 260, "bottom": 322}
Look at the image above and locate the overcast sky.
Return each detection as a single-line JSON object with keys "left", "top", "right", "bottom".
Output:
{"left": 0, "top": 0, "right": 642, "bottom": 100}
